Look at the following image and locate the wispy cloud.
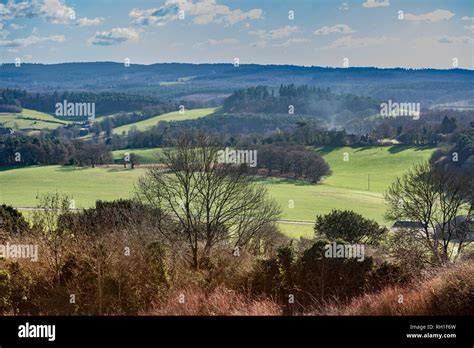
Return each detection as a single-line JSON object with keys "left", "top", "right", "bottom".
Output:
{"left": 404, "top": 9, "right": 455, "bottom": 22}
{"left": 464, "top": 25, "right": 474, "bottom": 33}
{"left": 323, "top": 35, "right": 388, "bottom": 49}
{"left": 362, "top": 0, "right": 390, "bottom": 9}
{"left": 89, "top": 27, "right": 140, "bottom": 46}
{"left": 130, "top": 0, "right": 263, "bottom": 27}
{"left": 9, "top": 23, "right": 26, "bottom": 30}
{"left": 77, "top": 17, "right": 105, "bottom": 27}
{"left": 249, "top": 25, "right": 300, "bottom": 40}
{"left": 0, "top": 0, "right": 75, "bottom": 24}
{"left": 339, "top": 2, "right": 349, "bottom": 11}
{"left": 272, "top": 38, "right": 310, "bottom": 48}
{"left": 0, "top": 23, "right": 8, "bottom": 39}
{"left": 129, "top": 3, "right": 180, "bottom": 27}
{"left": 0, "top": 34, "right": 65, "bottom": 48}
{"left": 249, "top": 25, "right": 301, "bottom": 48}
{"left": 437, "top": 35, "right": 473, "bottom": 45}
{"left": 314, "top": 24, "right": 355, "bottom": 35}
{"left": 194, "top": 38, "right": 239, "bottom": 49}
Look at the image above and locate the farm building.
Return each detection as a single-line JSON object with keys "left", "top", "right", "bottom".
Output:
{"left": 434, "top": 216, "right": 474, "bottom": 242}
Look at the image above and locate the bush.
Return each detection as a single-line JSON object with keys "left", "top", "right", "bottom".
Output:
{"left": 295, "top": 240, "right": 374, "bottom": 306}
{"left": 367, "top": 262, "right": 412, "bottom": 292}
{"left": 319, "top": 261, "right": 474, "bottom": 315}
{"left": 315, "top": 210, "right": 387, "bottom": 245}
{"left": 58, "top": 199, "right": 164, "bottom": 237}
{"left": 0, "top": 205, "right": 30, "bottom": 236}
{"left": 248, "top": 241, "right": 374, "bottom": 312}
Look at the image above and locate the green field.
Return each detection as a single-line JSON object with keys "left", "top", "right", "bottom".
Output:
{"left": 0, "top": 108, "right": 68, "bottom": 131}
{"left": 0, "top": 146, "right": 435, "bottom": 237}
{"left": 112, "top": 148, "right": 164, "bottom": 163}
{"left": 315, "top": 146, "right": 434, "bottom": 193}
{"left": 113, "top": 107, "right": 218, "bottom": 134}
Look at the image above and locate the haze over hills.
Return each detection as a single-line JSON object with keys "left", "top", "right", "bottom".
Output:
{"left": 1, "top": 63, "right": 473, "bottom": 108}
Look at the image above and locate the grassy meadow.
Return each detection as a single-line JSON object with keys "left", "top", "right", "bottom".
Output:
{"left": 113, "top": 107, "right": 218, "bottom": 134}
{"left": 0, "top": 108, "right": 68, "bottom": 131}
{"left": 0, "top": 146, "right": 435, "bottom": 238}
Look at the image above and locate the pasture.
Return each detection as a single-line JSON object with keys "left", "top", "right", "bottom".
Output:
{"left": 0, "top": 146, "right": 435, "bottom": 237}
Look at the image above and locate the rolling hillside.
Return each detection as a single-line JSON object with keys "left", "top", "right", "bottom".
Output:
{"left": 113, "top": 107, "right": 219, "bottom": 134}
{"left": 0, "top": 108, "right": 68, "bottom": 131}
{"left": 315, "top": 146, "right": 435, "bottom": 193}
{"left": 0, "top": 145, "right": 435, "bottom": 239}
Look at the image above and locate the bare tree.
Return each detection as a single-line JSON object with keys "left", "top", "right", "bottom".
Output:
{"left": 136, "top": 134, "right": 281, "bottom": 269}
{"left": 32, "top": 192, "right": 73, "bottom": 285}
{"left": 385, "top": 162, "right": 473, "bottom": 264}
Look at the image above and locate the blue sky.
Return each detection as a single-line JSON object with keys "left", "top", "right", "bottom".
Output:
{"left": 0, "top": 0, "right": 473, "bottom": 68}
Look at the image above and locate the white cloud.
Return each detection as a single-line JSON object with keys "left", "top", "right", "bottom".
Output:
{"left": 314, "top": 24, "right": 355, "bottom": 35}
{"left": 194, "top": 38, "right": 238, "bottom": 48}
{"left": 249, "top": 25, "right": 301, "bottom": 48}
{"left": 206, "top": 38, "right": 238, "bottom": 45}
{"left": 9, "top": 23, "right": 26, "bottom": 30}
{"left": 362, "top": 0, "right": 390, "bottom": 8}
{"left": 465, "top": 25, "right": 474, "bottom": 33}
{"left": 249, "top": 25, "right": 300, "bottom": 40}
{"left": 437, "top": 36, "right": 473, "bottom": 45}
{"left": 129, "top": 5, "right": 179, "bottom": 27}
{"left": 404, "top": 9, "right": 455, "bottom": 22}
{"left": 0, "top": 24, "right": 8, "bottom": 39}
{"left": 339, "top": 2, "right": 349, "bottom": 11}
{"left": 272, "top": 38, "right": 310, "bottom": 48}
{"left": 77, "top": 17, "right": 105, "bottom": 27}
{"left": 39, "top": 0, "right": 75, "bottom": 24}
{"left": 323, "top": 35, "right": 388, "bottom": 49}
{"left": 130, "top": 0, "right": 263, "bottom": 27}
{"left": 461, "top": 16, "right": 474, "bottom": 21}
{"left": 89, "top": 27, "right": 141, "bottom": 46}
{"left": 0, "top": 34, "right": 65, "bottom": 48}
{"left": 0, "top": 0, "right": 75, "bottom": 24}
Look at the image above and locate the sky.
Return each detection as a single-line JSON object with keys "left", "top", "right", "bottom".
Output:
{"left": 0, "top": 0, "right": 473, "bottom": 68}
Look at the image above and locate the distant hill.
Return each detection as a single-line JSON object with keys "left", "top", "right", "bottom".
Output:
{"left": 113, "top": 107, "right": 218, "bottom": 134}
{"left": 0, "top": 108, "right": 68, "bottom": 132}
{"left": 1, "top": 63, "right": 473, "bottom": 108}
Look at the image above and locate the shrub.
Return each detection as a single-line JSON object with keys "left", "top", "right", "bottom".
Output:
{"left": 319, "top": 261, "right": 474, "bottom": 315}
{"left": 0, "top": 205, "right": 30, "bottom": 236}
{"left": 315, "top": 210, "right": 387, "bottom": 245}
{"left": 248, "top": 240, "right": 374, "bottom": 312}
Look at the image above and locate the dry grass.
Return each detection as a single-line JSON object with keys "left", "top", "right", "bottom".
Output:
{"left": 318, "top": 261, "right": 474, "bottom": 315}
{"left": 149, "top": 286, "right": 282, "bottom": 316}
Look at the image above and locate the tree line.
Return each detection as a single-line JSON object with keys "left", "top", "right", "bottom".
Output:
{"left": 0, "top": 135, "right": 111, "bottom": 167}
{"left": 0, "top": 88, "right": 171, "bottom": 117}
{"left": 223, "top": 84, "right": 379, "bottom": 120}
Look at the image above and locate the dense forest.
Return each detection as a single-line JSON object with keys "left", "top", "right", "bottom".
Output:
{"left": 223, "top": 85, "right": 379, "bottom": 121}
{"left": 0, "top": 88, "right": 174, "bottom": 117}
{"left": 1, "top": 63, "right": 473, "bottom": 109}
{"left": 0, "top": 135, "right": 111, "bottom": 167}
